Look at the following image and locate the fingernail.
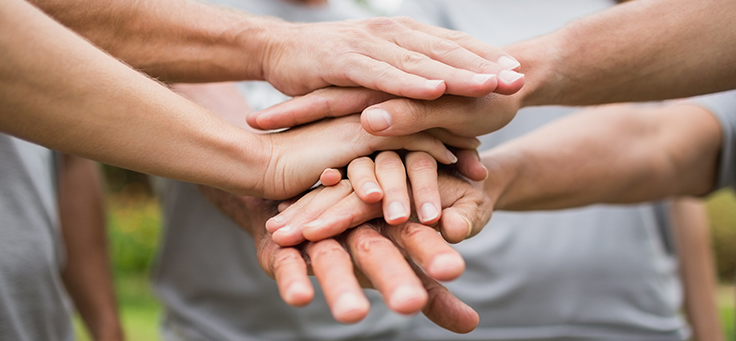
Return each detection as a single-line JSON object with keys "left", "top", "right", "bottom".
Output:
{"left": 362, "top": 182, "right": 381, "bottom": 196}
{"left": 499, "top": 69, "right": 524, "bottom": 84}
{"left": 303, "top": 219, "right": 323, "bottom": 230}
{"left": 333, "top": 293, "right": 369, "bottom": 318}
{"left": 389, "top": 286, "right": 426, "bottom": 312}
{"left": 386, "top": 202, "right": 406, "bottom": 222}
{"left": 363, "top": 108, "right": 392, "bottom": 132}
{"left": 420, "top": 203, "right": 439, "bottom": 222}
{"left": 463, "top": 216, "right": 473, "bottom": 238}
{"left": 279, "top": 225, "right": 293, "bottom": 233}
{"left": 497, "top": 55, "right": 521, "bottom": 70}
{"left": 473, "top": 73, "right": 496, "bottom": 84}
{"left": 430, "top": 253, "right": 464, "bottom": 275}
{"left": 425, "top": 79, "right": 444, "bottom": 88}
{"left": 272, "top": 215, "right": 285, "bottom": 224}
{"left": 446, "top": 150, "right": 458, "bottom": 164}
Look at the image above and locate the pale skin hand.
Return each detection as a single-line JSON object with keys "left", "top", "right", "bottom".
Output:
{"left": 246, "top": 86, "right": 523, "bottom": 139}
{"left": 269, "top": 152, "right": 493, "bottom": 247}
{"left": 247, "top": 0, "right": 736, "bottom": 136}
{"left": 31, "top": 0, "right": 523, "bottom": 99}
{"left": 198, "top": 187, "right": 479, "bottom": 333}
{"left": 0, "top": 1, "right": 458, "bottom": 200}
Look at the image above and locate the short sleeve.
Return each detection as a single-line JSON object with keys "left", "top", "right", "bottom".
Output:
{"left": 687, "top": 90, "right": 736, "bottom": 191}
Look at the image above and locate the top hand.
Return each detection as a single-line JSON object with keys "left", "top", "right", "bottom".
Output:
{"left": 261, "top": 16, "right": 524, "bottom": 99}
{"left": 247, "top": 86, "right": 523, "bottom": 139}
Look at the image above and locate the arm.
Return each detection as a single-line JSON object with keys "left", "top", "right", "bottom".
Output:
{"left": 486, "top": 103, "right": 723, "bottom": 210}
{"left": 248, "top": 0, "right": 736, "bottom": 137}
{"left": 670, "top": 198, "right": 725, "bottom": 341}
{"left": 512, "top": 0, "right": 736, "bottom": 107}
{"left": 58, "top": 155, "right": 123, "bottom": 341}
{"left": 30, "top": 0, "right": 523, "bottom": 98}
{"left": 0, "top": 0, "right": 458, "bottom": 199}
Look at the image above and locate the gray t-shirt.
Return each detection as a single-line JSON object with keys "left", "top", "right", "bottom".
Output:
{"left": 690, "top": 91, "right": 736, "bottom": 191}
{"left": 153, "top": 0, "right": 687, "bottom": 340}
{"left": 0, "top": 134, "right": 72, "bottom": 341}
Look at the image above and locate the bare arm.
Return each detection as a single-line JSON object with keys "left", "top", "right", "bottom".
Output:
{"left": 512, "top": 0, "right": 736, "bottom": 107}
{"left": 486, "top": 103, "right": 723, "bottom": 210}
{"left": 58, "top": 155, "right": 123, "bottom": 341}
{"left": 1, "top": 0, "right": 461, "bottom": 199}
{"left": 671, "top": 198, "right": 725, "bottom": 341}
{"left": 30, "top": 0, "right": 523, "bottom": 98}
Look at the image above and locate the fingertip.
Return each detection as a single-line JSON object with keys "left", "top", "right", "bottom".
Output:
{"left": 246, "top": 111, "right": 263, "bottom": 129}
{"left": 265, "top": 215, "right": 287, "bottom": 233}
{"left": 359, "top": 182, "right": 383, "bottom": 203}
{"left": 320, "top": 168, "right": 342, "bottom": 186}
{"left": 384, "top": 201, "right": 409, "bottom": 225}
{"left": 427, "top": 253, "right": 465, "bottom": 282}
{"left": 332, "top": 293, "right": 370, "bottom": 324}
{"left": 419, "top": 202, "right": 440, "bottom": 225}
{"left": 272, "top": 225, "right": 305, "bottom": 246}
{"left": 388, "top": 286, "right": 427, "bottom": 315}
{"left": 496, "top": 70, "right": 525, "bottom": 95}
{"left": 497, "top": 55, "right": 521, "bottom": 71}
{"left": 439, "top": 209, "right": 472, "bottom": 244}
{"left": 284, "top": 282, "right": 314, "bottom": 307}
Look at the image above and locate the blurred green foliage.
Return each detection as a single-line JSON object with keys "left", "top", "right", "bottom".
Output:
{"left": 706, "top": 189, "right": 736, "bottom": 280}
{"left": 106, "top": 193, "right": 161, "bottom": 276}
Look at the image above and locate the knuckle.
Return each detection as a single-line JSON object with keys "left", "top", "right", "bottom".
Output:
{"left": 445, "top": 30, "right": 472, "bottom": 42}
{"left": 308, "top": 242, "right": 347, "bottom": 261}
{"left": 396, "top": 223, "right": 425, "bottom": 243}
{"left": 407, "top": 154, "right": 437, "bottom": 173}
{"left": 400, "top": 51, "right": 429, "bottom": 67}
{"left": 273, "top": 250, "right": 303, "bottom": 271}
{"left": 334, "top": 179, "right": 354, "bottom": 193}
{"left": 352, "top": 233, "right": 393, "bottom": 255}
{"left": 365, "top": 17, "right": 399, "bottom": 31}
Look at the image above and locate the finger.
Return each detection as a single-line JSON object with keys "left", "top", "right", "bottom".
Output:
{"left": 405, "top": 152, "right": 441, "bottom": 224}
{"left": 307, "top": 239, "right": 370, "bottom": 324}
{"left": 366, "top": 40, "right": 499, "bottom": 97}
{"left": 395, "top": 17, "right": 524, "bottom": 94}
{"left": 347, "top": 225, "right": 427, "bottom": 315}
{"left": 302, "top": 192, "right": 382, "bottom": 241}
{"left": 336, "top": 55, "right": 447, "bottom": 100}
{"left": 270, "top": 247, "right": 314, "bottom": 307}
{"left": 438, "top": 207, "right": 474, "bottom": 244}
{"left": 374, "top": 151, "right": 410, "bottom": 225}
{"left": 410, "top": 262, "right": 479, "bottom": 334}
{"left": 426, "top": 128, "right": 481, "bottom": 150}
{"left": 266, "top": 187, "right": 323, "bottom": 233}
{"left": 319, "top": 168, "right": 344, "bottom": 187}
{"left": 454, "top": 148, "right": 488, "bottom": 182}
{"left": 347, "top": 157, "right": 383, "bottom": 203}
{"left": 247, "top": 88, "right": 395, "bottom": 130}
{"left": 272, "top": 180, "right": 354, "bottom": 246}
{"left": 384, "top": 222, "right": 464, "bottom": 282}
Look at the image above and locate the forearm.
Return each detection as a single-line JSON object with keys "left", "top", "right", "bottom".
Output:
{"left": 671, "top": 198, "right": 725, "bottom": 341}
{"left": 509, "top": 0, "right": 736, "bottom": 107}
{"left": 31, "top": 0, "right": 273, "bottom": 82}
{"left": 485, "top": 103, "right": 722, "bottom": 210}
{"left": 0, "top": 0, "right": 266, "bottom": 195}
{"left": 59, "top": 155, "right": 123, "bottom": 341}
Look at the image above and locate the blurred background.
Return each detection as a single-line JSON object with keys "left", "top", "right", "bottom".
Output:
{"left": 75, "top": 165, "right": 736, "bottom": 341}
{"left": 72, "top": 0, "right": 736, "bottom": 339}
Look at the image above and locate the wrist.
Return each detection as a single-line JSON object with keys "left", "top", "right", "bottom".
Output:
{"left": 480, "top": 148, "right": 525, "bottom": 210}
{"left": 233, "top": 15, "right": 289, "bottom": 82}
{"left": 505, "top": 29, "right": 569, "bottom": 108}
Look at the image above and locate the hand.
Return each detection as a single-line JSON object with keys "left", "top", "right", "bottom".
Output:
{"left": 260, "top": 16, "right": 524, "bottom": 99}
{"left": 268, "top": 150, "right": 493, "bottom": 246}
{"left": 256, "top": 114, "right": 478, "bottom": 200}
{"left": 254, "top": 207, "right": 479, "bottom": 332}
{"left": 247, "top": 87, "right": 523, "bottom": 139}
